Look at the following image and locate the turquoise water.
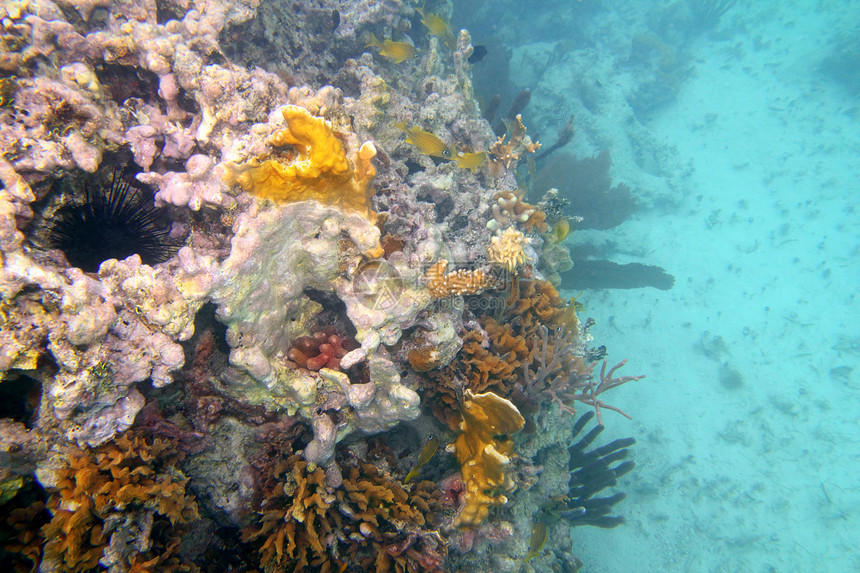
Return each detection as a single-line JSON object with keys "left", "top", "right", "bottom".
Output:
{"left": 458, "top": 1, "right": 860, "bottom": 571}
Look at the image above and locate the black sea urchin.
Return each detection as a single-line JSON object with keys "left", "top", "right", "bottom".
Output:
{"left": 48, "top": 171, "right": 179, "bottom": 273}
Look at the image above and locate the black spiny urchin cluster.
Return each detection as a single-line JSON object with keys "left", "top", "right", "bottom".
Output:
{"left": 48, "top": 171, "right": 180, "bottom": 273}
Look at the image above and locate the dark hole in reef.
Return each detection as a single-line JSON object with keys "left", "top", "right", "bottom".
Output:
{"left": 302, "top": 288, "right": 358, "bottom": 338}
{"left": 0, "top": 371, "right": 41, "bottom": 427}
{"left": 95, "top": 63, "right": 160, "bottom": 107}
{"left": 405, "top": 159, "right": 424, "bottom": 176}
{"left": 0, "top": 477, "right": 50, "bottom": 573}
{"left": 449, "top": 214, "right": 469, "bottom": 231}
{"left": 189, "top": 302, "right": 231, "bottom": 357}
{"left": 155, "top": 0, "right": 185, "bottom": 24}
{"left": 416, "top": 191, "right": 455, "bottom": 223}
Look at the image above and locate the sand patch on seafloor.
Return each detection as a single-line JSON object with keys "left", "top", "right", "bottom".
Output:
{"left": 548, "top": 4, "right": 859, "bottom": 572}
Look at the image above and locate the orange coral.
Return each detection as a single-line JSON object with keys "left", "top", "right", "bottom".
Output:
{"left": 242, "top": 452, "right": 444, "bottom": 572}
{"left": 425, "top": 259, "right": 493, "bottom": 298}
{"left": 41, "top": 434, "right": 198, "bottom": 572}
{"left": 487, "top": 114, "right": 540, "bottom": 173}
{"left": 421, "top": 280, "right": 579, "bottom": 428}
{"left": 226, "top": 105, "right": 378, "bottom": 221}
{"left": 450, "top": 390, "right": 525, "bottom": 528}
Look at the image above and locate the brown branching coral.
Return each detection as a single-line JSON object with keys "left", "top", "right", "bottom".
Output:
{"left": 226, "top": 105, "right": 379, "bottom": 222}
{"left": 41, "top": 434, "right": 198, "bottom": 573}
{"left": 449, "top": 390, "right": 525, "bottom": 528}
{"left": 241, "top": 452, "right": 444, "bottom": 572}
{"left": 487, "top": 114, "right": 540, "bottom": 174}
{"left": 422, "top": 279, "right": 578, "bottom": 428}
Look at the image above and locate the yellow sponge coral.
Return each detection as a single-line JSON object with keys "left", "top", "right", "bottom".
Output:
{"left": 450, "top": 390, "right": 525, "bottom": 528}
{"left": 227, "top": 105, "right": 378, "bottom": 221}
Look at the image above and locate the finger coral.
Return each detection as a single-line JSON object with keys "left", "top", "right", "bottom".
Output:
{"left": 226, "top": 105, "right": 379, "bottom": 222}
{"left": 450, "top": 390, "right": 525, "bottom": 528}
{"left": 487, "top": 190, "right": 548, "bottom": 234}
{"left": 487, "top": 115, "right": 540, "bottom": 174}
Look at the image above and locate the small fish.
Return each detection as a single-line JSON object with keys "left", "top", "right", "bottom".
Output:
{"left": 404, "top": 434, "right": 438, "bottom": 483}
{"left": 550, "top": 219, "right": 570, "bottom": 243}
{"left": 416, "top": 5, "right": 454, "bottom": 46}
{"left": 366, "top": 33, "right": 417, "bottom": 64}
{"left": 395, "top": 123, "right": 454, "bottom": 158}
{"left": 454, "top": 150, "right": 486, "bottom": 171}
{"left": 524, "top": 519, "right": 547, "bottom": 562}
{"left": 468, "top": 45, "right": 487, "bottom": 64}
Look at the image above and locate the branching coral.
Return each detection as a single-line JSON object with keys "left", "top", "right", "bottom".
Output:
{"left": 522, "top": 325, "right": 644, "bottom": 425}
{"left": 449, "top": 390, "right": 525, "bottom": 528}
{"left": 241, "top": 452, "right": 444, "bottom": 572}
{"left": 422, "top": 279, "right": 578, "bottom": 428}
{"left": 40, "top": 433, "right": 198, "bottom": 572}
{"left": 226, "top": 105, "right": 379, "bottom": 222}
{"left": 487, "top": 115, "right": 540, "bottom": 173}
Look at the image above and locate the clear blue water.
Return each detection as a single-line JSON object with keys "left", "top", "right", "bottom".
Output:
{"left": 456, "top": 1, "right": 860, "bottom": 570}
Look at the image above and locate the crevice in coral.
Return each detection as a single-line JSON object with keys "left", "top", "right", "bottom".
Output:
{"left": 0, "top": 371, "right": 41, "bottom": 427}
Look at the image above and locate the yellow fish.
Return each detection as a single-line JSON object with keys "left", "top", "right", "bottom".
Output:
{"left": 404, "top": 434, "right": 438, "bottom": 483}
{"left": 366, "top": 33, "right": 417, "bottom": 63}
{"left": 396, "top": 123, "right": 454, "bottom": 158}
{"left": 524, "top": 519, "right": 547, "bottom": 562}
{"left": 416, "top": 5, "right": 455, "bottom": 46}
{"left": 454, "top": 150, "right": 486, "bottom": 171}
{"left": 550, "top": 218, "right": 570, "bottom": 243}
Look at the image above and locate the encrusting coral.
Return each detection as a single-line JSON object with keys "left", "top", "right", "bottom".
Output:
{"left": 226, "top": 105, "right": 379, "bottom": 222}
{"left": 449, "top": 390, "right": 525, "bottom": 528}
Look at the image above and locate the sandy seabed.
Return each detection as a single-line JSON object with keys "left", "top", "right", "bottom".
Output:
{"left": 553, "top": 4, "right": 859, "bottom": 572}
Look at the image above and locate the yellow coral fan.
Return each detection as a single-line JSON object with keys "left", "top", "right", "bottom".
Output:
{"left": 425, "top": 259, "right": 493, "bottom": 298}
{"left": 450, "top": 390, "right": 525, "bottom": 528}
{"left": 488, "top": 226, "right": 528, "bottom": 273}
{"left": 227, "top": 105, "right": 378, "bottom": 222}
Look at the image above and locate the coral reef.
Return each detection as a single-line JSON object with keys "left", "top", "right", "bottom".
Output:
{"left": 0, "top": 0, "right": 643, "bottom": 570}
